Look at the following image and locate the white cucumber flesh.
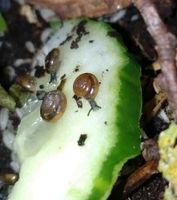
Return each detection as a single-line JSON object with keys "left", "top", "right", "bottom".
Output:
{"left": 8, "top": 19, "right": 141, "bottom": 200}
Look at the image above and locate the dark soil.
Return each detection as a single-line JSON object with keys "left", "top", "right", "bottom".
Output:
{"left": 0, "top": 1, "right": 45, "bottom": 89}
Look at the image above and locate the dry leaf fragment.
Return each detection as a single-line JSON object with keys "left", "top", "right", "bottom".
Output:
{"left": 143, "top": 91, "right": 167, "bottom": 124}
{"left": 124, "top": 160, "right": 159, "bottom": 196}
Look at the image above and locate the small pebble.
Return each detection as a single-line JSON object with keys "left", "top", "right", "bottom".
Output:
{"left": 25, "top": 41, "right": 35, "bottom": 53}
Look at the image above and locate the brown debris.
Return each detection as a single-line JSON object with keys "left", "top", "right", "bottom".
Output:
{"left": 143, "top": 91, "right": 167, "bottom": 124}
{"left": 27, "top": 0, "right": 173, "bottom": 19}
{"left": 28, "top": 0, "right": 132, "bottom": 19}
{"left": 124, "top": 160, "right": 159, "bottom": 196}
{"left": 123, "top": 137, "right": 160, "bottom": 196}
{"left": 134, "top": 0, "right": 177, "bottom": 122}
{"left": 142, "top": 139, "right": 160, "bottom": 162}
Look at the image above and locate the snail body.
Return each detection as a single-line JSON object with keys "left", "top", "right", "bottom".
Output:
{"left": 45, "top": 48, "right": 60, "bottom": 83}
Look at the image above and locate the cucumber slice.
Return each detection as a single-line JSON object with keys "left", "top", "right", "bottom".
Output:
{"left": 8, "top": 19, "right": 141, "bottom": 200}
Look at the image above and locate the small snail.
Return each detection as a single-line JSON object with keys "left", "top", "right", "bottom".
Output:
{"left": 1, "top": 173, "right": 19, "bottom": 185}
{"left": 40, "top": 90, "right": 67, "bottom": 121}
{"left": 73, "top": 73, "right": 99, "bottom": 100}
{"left": 73, "top": 73, "right": 101, "bottom": 113}
{"left": 45, "top": 48, "right": 60, "bottom": 83}
{"left": 16, "top": 74, "right": 37, "bottom": 92}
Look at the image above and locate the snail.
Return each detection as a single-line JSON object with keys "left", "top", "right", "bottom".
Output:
{"left": 0, "top": 173, "right": 19, "bottom": 185}
{"left": 45, "top": 48, "right": 60, "bottom": 83}
{"left": 40, "top": 90, "right": 67, "bottom": 122}
{"left": 73, "top": 73, "right": 101, "bottom": 113}
{"left": 73, "top": 73, "right": 99, "bottom": 100}
{"left": 16, "top": 74, "right": 37, "bottom": 92}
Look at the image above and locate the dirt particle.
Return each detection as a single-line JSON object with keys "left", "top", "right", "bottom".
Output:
{"left": 39, "top": 84, "right": 44, "bottom": 89}
{"left": 70, "top": 39, "right": 79, "bottom": 49}
{"left": 60, "top": 35, "right": 72, "bottom": 46}
{"left": 76, "top": 20, "right": 89, "bottom": 36}
{"left": 104, "top": 121, "right": 108, "bottom": 125}
{"left": 70, "top": 20, "right": 89, "bottom": 49}
{"left": 77, "top": 134, "right": 87, "bottom": 146}
{"left": 35, "top": 66, "right": 45, "bottom": 78}
{"left": 89, "top": 40, "right": 94, "bottom": 43}
{"left": 73, "top": 65, "right": 80, "bottom": 72}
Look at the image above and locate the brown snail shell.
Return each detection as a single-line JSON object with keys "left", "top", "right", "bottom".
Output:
{"left": 73, "top": 73, "right": 99, "bottom": 100}
{"left": 45, "top": 48, "right": 60, "bottom": 74}
{"left": 1, "top": 173, "right": 19, "bottom": 185}
{"left": 16, "top": 74, "right": 37, "bottom": 92}
{"left": 40, "top": 90, "right": 67, "bottom": 122}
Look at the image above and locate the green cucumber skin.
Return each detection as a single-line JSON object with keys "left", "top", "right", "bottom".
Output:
{"left": 9, "top": 19, "right": 141, "bottom": 200}
{"left": 86, "top": 22, "right": 141, "bottom": 200}
{"left": 89, "top": 56, "right": 141, "bottom": 200}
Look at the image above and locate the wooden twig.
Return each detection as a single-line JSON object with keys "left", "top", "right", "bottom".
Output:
{"left": 123, "top": 160, "right": 159, "bottom": 196}
{"left": 133, "top": 0, "right": 177, "bottom": 121}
